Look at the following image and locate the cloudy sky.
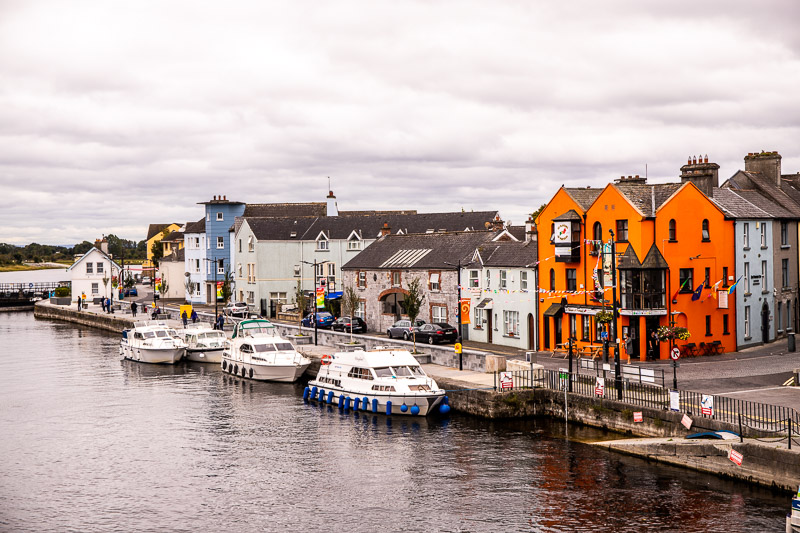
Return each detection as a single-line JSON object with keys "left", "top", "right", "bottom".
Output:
{"left": 1, "top": 0, "right": 798, "bottom": 245}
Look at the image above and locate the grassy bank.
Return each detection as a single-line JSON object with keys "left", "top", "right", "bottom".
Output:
{"left": 0, "top": 264, "right": 68, "bottom": 272}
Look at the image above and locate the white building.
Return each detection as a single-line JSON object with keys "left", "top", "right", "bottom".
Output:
{"left": 67, "top": 247, "right": 121, "bottom": 302}
{"left": 158, "top": 248, "right": 186, "bottom": 300}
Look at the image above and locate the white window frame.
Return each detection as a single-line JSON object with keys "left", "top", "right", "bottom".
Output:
{"left": 761, "top": 260, "right": 768, "bottom": 292}
{"left": 316, "top": 234, "right": 329, "bottom": 251}
{"left": 743, "top": 223, "right": 750, "bottom": 248}
{"left": 216, "top": 212, "right": 223, "bottom": 221}
{"left": 499, "top": 270, "right": 507, "bottom": 289}
{"left": 430, "top": 273, "right": 440, "bottom": 291}
{"left": 217, "top": 259, "right": 224, "bottom": 276}
{"left": 485, "top": 270, "right": 491, "bottom": 289}
{"left": 347, "top": 235, "right": 361, "bottom": 250}
{"left": 474, "top": 307, "right": 484, "bottom": 328}
{"left": 760, "top": 223, "right": 767, "bottom": 248}
{"left": 358, "top": 271, "right": 367, "bottom": 288}
{"left": 469, "top": 270, "right": 479, "bottom": 288}
{"left": 431, "top": 305, "right": 447, "bottom": 323}
{"left": 217, "top": 236, "right": 224, "bottom": 249}
{"left": 355, "top": 301, "right": 366, "bottom": 319}
{"left": 744, "top": 262, "right": 750, "bottom": 294}
{"left": 86, "top": 262, "right": 93, "bottom": 274}
{"left": 520, "top": 271, "right": 528, "bottom": 290}
{"left": 237, "top": 263, "right": 243, "bottom": 278}
{"left": 195, "top": 259, "right": 200, "bottom": 273}
{"left": 248, "top": 236, "right": 254, "bottom": 252}
{"left": 91, "top": 282, "right": 99, "bottom": 294}
{"left": 503, "top": 310, "right": 519, "bottom": 336}
{"left": 96, "top": 262, "right": 104, "bottom": 274}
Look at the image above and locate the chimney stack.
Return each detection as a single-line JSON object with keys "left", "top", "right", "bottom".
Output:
{"left": 380, "top": 222, "right": 391, "bottom": 236}
{"left": 525, "top": 217, "right": 536, "bottom": 243}
{"left": 680, "top": 154, "right": 719, "bottom": 197}
{"left": 744, "top": 150, "right": 782, "bottom": 188}
{"left": 326, "top": 189, "right": 338, "bottom": 216}
{"left": 491, "top": 215, "right": 504, "bottom": 231}
{"left": 614, "top": 174, "right": 647, "bottom": 185}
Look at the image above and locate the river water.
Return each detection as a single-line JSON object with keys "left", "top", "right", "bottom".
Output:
{"left": 0, "top": 312, "right": 788, "bottom": 532}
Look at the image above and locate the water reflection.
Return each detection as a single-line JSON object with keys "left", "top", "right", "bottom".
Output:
{"left": 0, "top": 312, "right": 788, "bottom": 532}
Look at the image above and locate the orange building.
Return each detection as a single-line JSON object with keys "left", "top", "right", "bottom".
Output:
{"left": 536, "top": 173, "right": 737, "bottom": 361}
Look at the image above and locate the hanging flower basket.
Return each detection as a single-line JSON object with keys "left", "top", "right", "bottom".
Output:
{"left": 657, "top": 325, "right": 691, "bottom": 342}
{"left": 595, "top": 310, "right": 614, "bottom": 324}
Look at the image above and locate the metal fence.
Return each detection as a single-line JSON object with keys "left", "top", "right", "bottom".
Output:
{"left": 494, "top": 367, "right": 800, "bottom": 440}
{"left": 578, "top": 358, "right": 666, "bottom": 387}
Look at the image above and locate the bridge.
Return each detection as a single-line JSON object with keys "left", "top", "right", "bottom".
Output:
{"left": 0, "top": 282, "right": 69, "bottom": 308}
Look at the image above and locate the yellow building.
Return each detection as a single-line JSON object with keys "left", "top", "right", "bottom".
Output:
{"left": 143, "top": 223, "right": 180, "bottom": 271}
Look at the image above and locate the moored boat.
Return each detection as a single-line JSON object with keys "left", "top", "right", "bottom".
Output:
{"left": 221, "top": 319, "right": 311, "bottom": 382}
{"left": 120, "top": 321, "right": 186, "bottom": 364}
{"left": 181, "top": 323, "right": 225, "bottom": 363}
{"left": 788, "top": 486, "right": 800, "bottom": 532}
{"left": 304, "top": 347, "right": 449, "bottom": 416}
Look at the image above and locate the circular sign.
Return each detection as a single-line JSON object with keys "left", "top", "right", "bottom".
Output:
{"left": 29, "top": 282, "right": 33, "bottom": 288}
{"left": 670, "top": 347, "right": 681, "bottom": 360}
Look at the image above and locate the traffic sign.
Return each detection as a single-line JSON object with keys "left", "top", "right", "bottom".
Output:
{"left": 499, "top": 372, "right": 513, "bottom": 390}
{"left": 670, "top": 346, "right": 680, "bottom": 360}
{"left": 728, "top": 449, "right": 743, "bottom": 466}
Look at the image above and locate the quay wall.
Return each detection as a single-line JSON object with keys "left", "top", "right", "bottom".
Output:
{"left": 34, "top": 301, "right": 133, "bottom": 333}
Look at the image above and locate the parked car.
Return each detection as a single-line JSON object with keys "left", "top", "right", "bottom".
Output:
{"left": 386, "top": 319, "right": 426, "bottom": 340}
{"left": 224, "top": 302, "right": 249, "bottom": 317}
{"left": 123, "top": 287, "right": 138, "bottom": 297}
{"left": 332, "top": 316, "right": 367, "bottom": 334}
{"left": 141, "top": 276, "right": 151, "bottom": 285}
{"left": 414, "top": 323, "right": 458, "bottom": 345}
{"left": 301, "top": 312, "right": 335, "bottom": 329}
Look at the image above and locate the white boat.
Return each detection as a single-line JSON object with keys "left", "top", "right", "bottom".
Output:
{"left": 305, "top": 347, "right": 448, "bottom": 416}
{"left": 221, "top": 319, "right": 311, "bottom": 382}
{"left": 788, "top": 486, "right": 800, "bottom": 532}
{"left": 181, "top": 323, "right": 225, "bottom": 363}
{"left": 120, "top": 321, "right": 186, "bottom": 364}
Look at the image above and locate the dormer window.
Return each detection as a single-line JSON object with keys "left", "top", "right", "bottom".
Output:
{"left": 347, "top": 231, "right": 362, "bottom": 250}
{"left": 316, "top": 233, "right": 329, "bottom": 251}
{"left": 216, "top": 212, "right": 223, "bottom": 221}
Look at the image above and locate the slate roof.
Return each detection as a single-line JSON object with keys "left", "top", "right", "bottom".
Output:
{"left": 243, "top": 203, "right": 327, "bottom": 218}
{"left": 710, "top": 188, "right": 771, "bottom": 219}
{"left": 640, "top": 244, "right": 669, "bottom": 269}
{"left": 147, "top": 223, "right": 177, "bottom": 241}
{"left": 615, "top": 183, "right": 682, "bottom": 217}
{"left": 160, "top": 230, "right": 184, "bottom": 243}
{"left": 564, "top": 188, "right": 602, "bottom": 211}
{"left": 506, "top": 226, "right": 526, "bottom": 241}
{"left": 162, "top": 248, "right": 185, "bottom": 262}
{"left": 342, "top": 231, "right": 496, "bottom": 270}
{"left": 617, "top": 245, "right": 641, "bottom": 269}
{"left": 725, "top": 171, "right": 800, "bottom": 216}
{"left": 184, "top": 218, "right": 205, "bottom": 234}
{"left": 242, "top": 211, "right": 500, "bottom": 241}
{"left": 476, "top": 240, "right": 538, "bottom": 268}
{"left": 553, "top": 209, "right": 582, "bottom": 222}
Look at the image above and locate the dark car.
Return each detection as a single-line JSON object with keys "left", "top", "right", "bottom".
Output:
{"left": 332, "top": 316, "right": 367, "bottom": 334}
{"left": 386, "top": 319, "right": 426, "bottom": 340}
{"left": 301, "top": 312, "right": 335, "bottom": 329}
{"left": 414, "top": 323, "right": 458, "bottom": 345}
{"left": 123, "top": 287, "right": 138, "bottom": 297}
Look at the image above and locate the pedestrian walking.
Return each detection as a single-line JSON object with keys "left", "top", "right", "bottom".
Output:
{"left": 181, "top": 310, "right": 188, "bottom": 327}
{"left": 190, "top": 309, "right": 198, "bottom": 323}
{"left": 216, "top": 313, "right": 224, "bottom": 331}
{"left": 131, "top": 301, "right": 138, "bottom": 317}
{"left": 101, "top": 298, "right": 106, "bottom": 312}
{"left": 624, "top": 333, "right": 634, "bottom": 363}
{"left": 647, "top": 331, "right": 659, "bottom": 360}
{"left": 77, "top": 297, "right": 82, "bottom": 312}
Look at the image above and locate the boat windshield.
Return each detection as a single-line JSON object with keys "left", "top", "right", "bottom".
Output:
{"left": 374, "top": 367, "right": 394, "bottom": 377}
{"left": 155, "top": 330, "right": 168, "bottom": 338}
{"left": 391, "top": 366, "right": 413, "bottom": 377}
{"left": 144, "top": 331, "right": 156, "bottom": 338}
{"left": 408, "top": 365, "right": 426, "bottom": 376}
{"left": 167, "top": 329, "right": 179, "bottom": 337}
{"left": 274, "top": 342, "right": 294, "bottom": 351}
{"left": 254, "top": 344, "right": 276, "bottom": 352}
{"left": 200, "top": 332, "right": 225, "bottom": 340}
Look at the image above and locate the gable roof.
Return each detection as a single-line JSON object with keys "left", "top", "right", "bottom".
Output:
{"left": 476, "top": 240, "right": 538, "bottom": 268}
{"left": 564, "top": 188, "right": 603, "bottom": 211}
{"left": 725, "top": 170, "right": 800, "bottom": 216}
{"left": 184, "top": 218, "right": 205, "bottom": 234}
{"left": 617, "top": 245, "right": 641, "bottom": 269}
{"left": 160, "top": 230, "right": 184, "bottom": 243}
{"left": 553, "top": 209, "right": 582, "bottom": 222}
{"left": 342, "top": 231, "right": 496, "bottom": 270}
{"left": 67, "top": 247, "right": 121, "bottom": 272}
{"left": 640, "top": 243, "right": 669, "bottom": 269}
{"left": 710, "top": 188, "right": 771, "bottom": 219}
{"left": 162, "top": 247, "right": 185, "bottom": 262}
{"left": 147, "top": 223, "right": 177, "bottom": 241}
{"left": 614, "top": 183, "right": 682, "bottom": 217}
{"left": 243, "top": 203, "right": 327, "bottom": 218}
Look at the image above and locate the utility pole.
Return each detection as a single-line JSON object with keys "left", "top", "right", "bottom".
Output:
{"left": 301, "top": 259, "right": 328, "bottom": 346}
{"left": 610, "top": 229, "right": 622, "bottom": 400}
{"left": 444, "top": 259, "right": 474, "bottom": 371}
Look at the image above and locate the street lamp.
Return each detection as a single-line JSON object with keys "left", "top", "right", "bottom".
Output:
{"left": 300, "top": 259, "right": 330, "bottom": 346}
{"left": 443, "top": 259, "right": 474, "bottom": 371}
{"left": 609, "top": 229, "right": 622, "bottom": 400}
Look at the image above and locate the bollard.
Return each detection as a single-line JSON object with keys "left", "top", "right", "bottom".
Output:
{"left": 789, "top": 333, "right": 796, "bottom": 353}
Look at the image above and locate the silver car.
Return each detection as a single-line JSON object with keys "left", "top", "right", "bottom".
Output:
{"left": 386, "top": 319, "right": 425, "bottom": 340}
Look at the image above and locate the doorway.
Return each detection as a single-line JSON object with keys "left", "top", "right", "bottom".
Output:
{"left": 761, "top": 301, "right": 770, "bottom": 343}
{"left": 554, "top": 316, "right": 562, "bottom": 347}
{"left": 543, "top": 317, "right": 550, "bottom": 350}
{"left": 527, "top": 313, "right": 535, "bottom": 350}
{"left": 487, "top": 313, "right": 493, "bottom": 343}
{"left": 645, "top": 316, "right": 660, "bottom": 360}
{"left": 628, "top": 317, "right": 640, "bottom": 359}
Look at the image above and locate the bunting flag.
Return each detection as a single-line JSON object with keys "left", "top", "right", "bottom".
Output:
{"left": 671, "top": 277, "right": 690, "bottom": 301}
{"left": 727, "top": 275, "right": 743, "bottom": 294}
{"left": 691, "top": 282, "right": 704, "bottom": 301}
{"left": 704, "top": 280, "right": 722, "bottom": 301}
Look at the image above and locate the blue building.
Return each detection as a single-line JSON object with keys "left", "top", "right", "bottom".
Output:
{"left": 196, "top": 195, "right": 245, "bottom": 304}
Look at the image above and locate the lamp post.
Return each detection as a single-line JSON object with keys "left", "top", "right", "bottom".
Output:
{"left": 301, "top": 259, "right": 329, "bottom": 346}
{"left": 202, "top": 258, "right": 220, "bottom": 323}
{"left": 443, "top": 259, "right": 474, "bottom": 371}
{"left": 609, "top": 229, "right": 622, "bottom": 400}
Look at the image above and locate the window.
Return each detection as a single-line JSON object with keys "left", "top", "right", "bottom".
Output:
{"left": 248, "top": 236, "right": 254, "bottom": 252}
{"left": 582, "top": 315, "right": 591, "bottom": 341}
{"left": 503, "top": 310, "right": 519, "bottom": 336}
{"left": 595, "top": 318, "right": 604, "bottom": 342}
{"left": 701, "top": 219, "right": 710, "bottom": 241}
{"left": 206, "top": 213, "right": 210, "bottom": 222}
{"left": 469, "top": 270, "right": 479, "bottom": 288}
{"left": 781, "top": 222, "right": 789, "bottom": 247}
{"left": 358, "top": 271, "right": 367, "bottom": 289}
{"left": 743, "top": 223, "right": 750, "bottom": 248}
{"left": 722, "top": 266, "right": 729, "bottom": 287}
{"left": 217, "top": 236, "right": 224, "bottom": 249}
{"left": 759, "top": 222, "right": 766, "bottom": 248}
{"left": 246, "top": 291, "right": 254, "bottom": 304}
{"left": 432, "top": 305, "right": 446, "bottom": 323}
{"left": 293, "top": 265, "right": 301, "bottom": 277}
{"left": 744, "top": 306, "right": 751, "bottom": 338}
{"left": 91, "top": 282, "right": 99, "bottom": 294}
{"left": 216, "top": 212, "right": 223, "bottom": 221}
{"left": 566, "top": 269, "right": 577, "bottom": 291}
{"left": 474, "top": 307, "right": 483, "bottom": 328}
{"left": 783, "top": 258, "right": 789, "bottom": 288}
{"left": 486, "top": 270, "right": 491, "bottom": 289}
{"left": 355, "top": 300, "right": 365, "bottom": 319}
{"left": 97, "top": 262, "right": 104, "bottom": 274}
{"left": 762, "top": 261, "right": 768, "bottom": 292}
{"left": 195, "top": 259, "right": 200, "bottom": 273}
{"left": 778, "top": 302, "right": 783, "bottom": 332}
{"left": 247, "top": 263, "right": 255, "bottom": 283}
{"left": 86, "top": 262, "right": 93, "bottom": 274}
{"left": 616, "top": 220, "right": 628, "bottom": 242}
{"left": 499, "top": 270, "right": 507, "bottom": 289}
{"left": 704, "top": 267, "right": 710, "bottom": 288}
{"left": 593, "top": 222, "right": 602, "bottom": 242}
{"left": 549, "top": 223, "right": 555, "bottom": 244}
{"left": 520, "top": 271, "right": 528, "bottom": 290}
{"left": 569, "top": 314, "right": 577, "bottom": 340}
{"left": 744, "top": 262, "right": 751, "bottom": 294}
{"left": 347, "top": 235, "right": 361, "bottom": 250}
{"left": 723, "top": 314, "right": 729, "bottom": 335}
{"left": 549, "top": 269, "right": 555, "bottom": 291}
{"left": 237, "top": 263, "right": 242, "bottom": 277}
{"left": 429, "top": 272, "right": 440, "bottom": 291}
{"left": 316, "top": 235, "right": 329, "bottom": 251}
{"left": 679, "top": 269, "right": 693, "bottom": 293}
{"left": 705, "top": 315, "right": 711, "bottom": 336}
{"left": 391, "top": 271, "right": 401, "bottom": 286}
{"left": 218, "top": 259, "right": 224, "bottom": 275}
{"left": 668, "top": 219, "right": 676, "bottom": 241}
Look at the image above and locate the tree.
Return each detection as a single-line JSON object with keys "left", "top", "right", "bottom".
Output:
{"left": 295, "top": 280, "right": 307, "bottom": 332}
{"left": 342, "top": 286, "right": 361, "bottom": 344}
{"left": 530, "top": 203, "right": 547, "bottom": 222}
{"left": 402, "top": 277, "right": 425, "bottom": 353}
{"left": 219, "top": 270, "right": 233, "bottom": 306}
{"left": 150, "top": 240, "right": 164, "bottom": 268}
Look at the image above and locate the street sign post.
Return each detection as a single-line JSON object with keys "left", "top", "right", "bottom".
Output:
{"left": 670, "top": 347, "right": 680, "bottom": 360}
{"left": 670, "top": 346, "right": 680, "bottom": 389}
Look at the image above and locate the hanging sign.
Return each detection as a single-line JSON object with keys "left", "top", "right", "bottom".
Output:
{"left": 554, "top": 222, "right": 571, "bottom": 244}
{"left": 316, "top": 286, "right": 325, "bottom": 309}
{"left": 602, "top": 243, "right": 613, "bottom": 288}
{"left": 460, "top": 298, "right": 471, "bottom": 324}
{"left": 718, "top": 290, "right": 729, "bottom": 309}
{"left": 681, "top": 414, "right": 693, "bottom": 429}
{"left": 669, "top": 390, "right": 680, "bottom": 411}
{"left": 594, "top": 377, "right": 605, "bottom": 397}
{"left": 701, "top": 394, "right": 714, "bottom": 416}
{"left": 633, "top": 412, "right": 643, "bottom": 423}
{"left": 500, "top": 372, "right": 513, "bottom": 390}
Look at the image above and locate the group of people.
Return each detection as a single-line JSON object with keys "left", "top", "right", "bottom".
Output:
{"left": 181, "top": 309, "right": 200, "bottom": 326}
{"left": 100, "top": 297, "right": 115, "bottom": 314}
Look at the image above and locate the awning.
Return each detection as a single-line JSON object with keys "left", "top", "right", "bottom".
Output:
{"left": 429, "top": 273, "right": 439, "bottom": 283}
{"left": 543, "top": 303, "right": 563, "bottom": 317}
{"left": 325, "top": 291, "right": 343, "bottom": 300}
{"left": 476, "top": 298, "right": 493, "bottom": 309}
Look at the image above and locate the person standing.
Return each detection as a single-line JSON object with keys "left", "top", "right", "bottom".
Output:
{"left": 101, "top": 298, "right": 106, "bottom": 313}
{"left": 624, "top": 333, "right": 634, "bottom": 363}
{"left": 181, "top": 310, "right": 188, "bottom": 327}
{"left": 77, "top": 297, "right": 82, "bottom": 312}
{"left": 216, "top": 313, "right": 224, "bottom": 331}
{"left": 190, "top": 309, "right": 198, "bottom": 324}
{"left": 131, "top": 301, "right": 138, "bottom": 317}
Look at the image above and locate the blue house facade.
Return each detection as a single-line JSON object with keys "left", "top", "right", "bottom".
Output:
{"left": 198, "top": 195, "right": 245, "bottom": 304}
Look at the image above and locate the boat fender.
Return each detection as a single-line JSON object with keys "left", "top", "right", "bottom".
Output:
{"left": 303, "top": 387, "right": 310, "bottom": 401}
{"left": 327, "top": 391, "right": 334, "bottom": 404}
{"left": 234, "top": 364, "right": 238, "bottom": 375}
{"left": 386, "top": 401, "right": 392, "bottom": 416}
{"left": 249, "top": 368, "right": 253, "bottom": 379}
{"left": 443, "top": 395, "right": 449, "bottom": 405}
{"left": 318, "top": 389, "right": 325, "bottom": 402}
{"left": 439, "top": 404, "right": 451, "bottom": 415}
{"left": 371, "top": 399, "right": 378, "bottom": 413}
{"left": 321, "top": 354, "right": 332, "bottom": 366}
{"left": 222, "top": 361, "right": 227, "bottom": 371}
{"left": 400, "top": 404, "right": 408, "bottom": 413}
{"left": 339, "top": 394, "right": 345, "bottom": 409}
{"left": 344, "top": 397, "right": 351, "bottom": 410}
{"left": 310, "top": 386, "right": 318, "bottom": 399}
{"left": 410, "top": 405, "right": 420, "bottom": 416}
{"left": 353, "top": 398, "right": 361, "bottom": 411}
{"left": 241, "top": 367, "right": 246, "bottom": 377}
{"left": 362, "top": 397, "right": 369, "bottom": 410}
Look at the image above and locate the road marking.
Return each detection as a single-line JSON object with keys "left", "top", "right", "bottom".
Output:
{"left": 783, "top": 377, "right": 795, "bottom": 386}
{"left": 715, "top": 386, "right": 799, "bottom": 395}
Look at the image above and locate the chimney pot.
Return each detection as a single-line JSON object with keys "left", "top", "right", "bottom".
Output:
{"left": 687, "top": 156, "right": 691, "bottom": 164}
{"left": 704, "top": 154, "right": 708, "bottom": 163}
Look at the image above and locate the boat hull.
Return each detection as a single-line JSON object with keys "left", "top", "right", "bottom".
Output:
{"left": 222, "top": 356, "right": 310, "bottom": 383}
{"left": 185, "top": 347, "right": 223, "bottom": 363}
{"left": 305, "top": 382, "right": 445, "bottom": 416}
{"left": 120, "top": 343, "right": 185, "bottom": 364}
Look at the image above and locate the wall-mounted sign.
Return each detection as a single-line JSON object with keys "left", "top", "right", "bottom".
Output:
{"left": 554, "top": 222, "right": 571, "bottom": 244}
{"left": 619, "top": 309, "right": 668, "bottom": 316}
{"left": 718, "top": 290, "right": 729, "bottom": 309}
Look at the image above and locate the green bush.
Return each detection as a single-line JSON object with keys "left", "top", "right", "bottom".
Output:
{"left": 55, "top": 286, "right": 70, "bottom": 297}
